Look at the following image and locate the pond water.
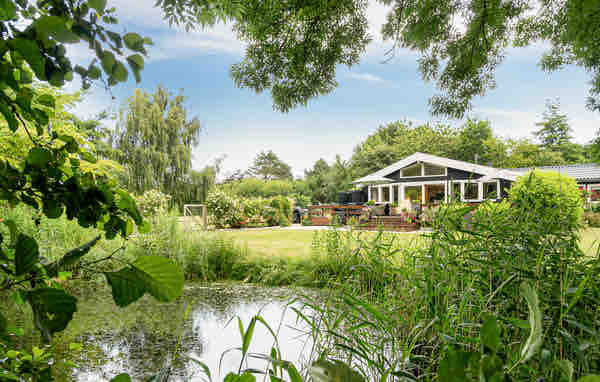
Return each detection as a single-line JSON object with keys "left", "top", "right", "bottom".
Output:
{"left": 9, "top": 283, "right": 316, "bottom": 381}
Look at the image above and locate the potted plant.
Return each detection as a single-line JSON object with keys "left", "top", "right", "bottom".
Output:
{"left": 390, "top": 202, "right": 401, "bottom": 215}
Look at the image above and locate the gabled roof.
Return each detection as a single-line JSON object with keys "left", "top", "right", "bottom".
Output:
{"left": 507, "top": 164, "right": 600, "bottom": 182}
{"left": 353, "top": 152, "right": 521, "bottom": 184}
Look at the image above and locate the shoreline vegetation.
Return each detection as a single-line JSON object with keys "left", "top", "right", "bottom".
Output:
{"left": 4, "top": 177, "right": 600, "bottom": 381}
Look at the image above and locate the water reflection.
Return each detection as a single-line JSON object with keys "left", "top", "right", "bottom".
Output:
{"left": 63, "top": 283, "right": 313, "bottom": 381}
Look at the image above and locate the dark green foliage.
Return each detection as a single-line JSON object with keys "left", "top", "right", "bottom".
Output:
{"left": 247, "top": 150, "right": 293, "bottom": 180}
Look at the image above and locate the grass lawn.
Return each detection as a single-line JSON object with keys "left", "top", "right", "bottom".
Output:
{"left": 216, "top": 227, "right": 600, "bottom": 259}
{"left": 217, "top": 228, "right": 423, "bottom": 259}
{"left": 580, "top": 228, "right": 600, "bottom": 257}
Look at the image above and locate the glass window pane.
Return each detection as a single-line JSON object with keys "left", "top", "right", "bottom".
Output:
{"left": 370, "top": 186, "right": 378, "bottom": 202}
{"left": 405, "top": 186, "right": 422, "bottom": 204}
{"left": 382, "top": 187, "right": 390, "bottom": 202}
{"left": 423, "top": 163, "right": 445, "bottom": 176}
{"left": 393, "top": 185, "right": 400, "bottom": 204}
{"left": 464, "top": 183, "right": 479, "bottom": 200}
{"left": 484, "top": 182, "right": 498, "bottom": 199}
{"left": 402, "top": 164, "right": 421, "bottom": 177}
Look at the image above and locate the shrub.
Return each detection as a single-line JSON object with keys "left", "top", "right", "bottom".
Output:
{"left": 134, "top": 189, "right": 171, "bottom": 216}
{"left": 205, "top": 189, "right": 244, "bottom": 228}
{"left": 292, "top": 193, "right": 311, "bottom": 208}
{"left": 509, "top": 170, "right": 583, "bottom": 235}
{"left": 279, "top": 215, "right": 291, "bottom": 227}
{"left": 366, "top": 200, "right": 375, "bottom": 206}
{"left": 302, "top": 218, "right": 312, "bottom": 226}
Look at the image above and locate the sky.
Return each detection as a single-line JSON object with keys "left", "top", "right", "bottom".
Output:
{"left": 66, "top": 0, "right": 599, "bottom": 179}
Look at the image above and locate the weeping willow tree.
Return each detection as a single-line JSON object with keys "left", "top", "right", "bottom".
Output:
{"left": 113, "top": 85, "right": 201, "bottom": 207}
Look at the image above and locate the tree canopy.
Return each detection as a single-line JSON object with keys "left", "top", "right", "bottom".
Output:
{"left": 157, "top": 0, "right": 600, "bottom": 118}
{"left": 112, "top": 85, "right": 202, "bottom": 206}
{"left": 247, "top": 150, "right": 293, "bottom": 180}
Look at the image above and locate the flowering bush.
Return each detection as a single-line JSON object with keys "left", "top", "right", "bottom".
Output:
{"left": 134, "top": 189, "right": 171, "bottom": 216}
{"left": 205, "top": 189, "right": 244, "bottom": 228}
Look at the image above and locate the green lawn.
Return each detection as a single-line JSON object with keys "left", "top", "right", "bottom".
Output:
{"left": 580, "top": 228, "right": 600, "bottom": 257}
{"left": 217, "top": 228, "right": 423, "bottom": 259}
{"left": 216, "top": 227, "right": 600, "bottom": 260}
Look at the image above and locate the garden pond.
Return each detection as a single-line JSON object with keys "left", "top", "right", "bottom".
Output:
{"left": 6, "top": 282, "right": 316, "bottom": 381}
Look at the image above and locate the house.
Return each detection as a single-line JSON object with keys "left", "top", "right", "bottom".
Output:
{"left": 352, "top": 152, "right": 600, "bottom": 206}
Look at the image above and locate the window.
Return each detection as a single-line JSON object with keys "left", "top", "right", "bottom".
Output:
{"left": 464, "top": 183, "right": 479, "bottom": 200}
{"left": 402, "top": 164, "right": 421, "bottom": 177}
{"left": 405, "top": 186, "right": 422, "bottom": 203}
{"left": 370, "top": 186, "right": 379, "bottom": 202}
{"left": 483, "top": 182, "right": 498, "bottom": 199}
{"left": 423, "top": 163, "right": 445, "bottom": 176}
{"left": 393, "top": 185, "right": 400, "bottom": 204}
{"left": 382, "top": 187, "right": 390, "bottom": 202}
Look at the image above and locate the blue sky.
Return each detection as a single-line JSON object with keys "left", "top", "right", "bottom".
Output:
{"left": 67, "top": 0, "right": 599, "bottom": 178}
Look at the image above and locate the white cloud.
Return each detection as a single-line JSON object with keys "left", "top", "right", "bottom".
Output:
{"left": 474, "top": 105, "right": 599, "bottom": 144}
{"left": 346, "top": 72, "right": 386, "bottom": 83}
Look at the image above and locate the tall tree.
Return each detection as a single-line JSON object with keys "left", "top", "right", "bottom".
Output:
{"left": 305, "top": 158, "right": 331, "bottom": 204}
{"left": 454, "top": 119, "right": 494, "bottom": 164}
{"left": 247, "top": 150, "right": 293, "bottom": 180}
{"left": 534, "top": 99, "right": 572, "bottom": 149}
{"left": 112, "top": 85, "right": 201, "bottom": 205}
{"left": 159, "top": 0, "right": 600, "bottom": 118}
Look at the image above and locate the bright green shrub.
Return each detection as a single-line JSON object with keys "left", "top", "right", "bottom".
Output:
{"left": 205, "top": 189, "right": 244, "bottom": 228}
{"left": 292, "top": 193, "right": 311, "bottom": 208}
{"left": 278, "top": 195, "right": 292, "bottom": 219}
{"left": 134, "top": 189, "right": 171, "bottom": 216}
{"left": 279, "top": 215, "right": 291, "bottom": 227}
{"left": 509, "top": 170, "right": 583, "bottom": 234}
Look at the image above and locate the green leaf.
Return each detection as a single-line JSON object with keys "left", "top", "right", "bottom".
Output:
{"left": 14, "top": 234, "right": 38, "bottom": 276}
{"left": 88, "top": 0, "right": 107, "bottom": 14}
{"left": 43, "top": 198, "right": 63, "bottom": 219}
{"left": 188, "top": 357, "right": 212, "bottom": 382}
{"left": 45, "top": 235, "right": 101, "bottom": 277}
{"left": 0, "top": 311, "right": 6, "bottom": 336}
{"left": 101, "top": 50, "right": 116, "bottom": 75}
{"left": 3, "top": 219, "right": 18, "bottom": 245}
{"left": 132, "top": 256, "right": 184, "bottom": 302}
{"left": 436, "top": 349, "right": 470, "bottom": 382}
{"left": 138, "top": 220, "right": 152, "bottom": 234}
{"left": 116, "top": 190, "right": 142, "bottom": 224}
{"left": 109, "top": 373, "right": 132, "bottom": 382}
{"left": 104, "top": 267, "right": 147, "bottom": 307}
{"left": 123, "top": 32, "right": 144, "bottom": 52}
{"left": 26, "top": 288, "right": 77, "bottom": 342}
{"left": 127, "top": 54, "right": 144, "bottom": 69}
{"left": 36, "top": 94, "right": 55, "bottom": 109}
{"left": 0, "top": 100, "right": 19, "bottom": 131}
{"left": 112, "top": 61, "right": 128, "bottom": 82}
{"left": 88, "top": 64, "right": 101, "bottom": 79}
{"left": 577, "top": 377, "right": 600, "bottom": 382}
{"left": 556, "top": 360, "right": 574, "bottom": 382}
{"left": 35, "top": 16, "right": 80, "bottom": 43}
{"left": 12, "top": 38, "right": 45, "bottom": 78}
{"left": 27, "top": 147, "right": 52, "bottom": 166}
{"left": 239, "top": 373, "right": 256, "bottom": 382}
{"left": 520, "top": 281, "right": 543, "bottom": 363}
{"left": 309, "top": 359, "right": 364, "bottom": 382}
{"left": 0, "top": 0, "right": 17, "bottom": 20}
{"left": 80, "top": 150, "right": 97, "bottom": 163}
{"left": 481, "top": 315, "right": 501, "bottom": 352}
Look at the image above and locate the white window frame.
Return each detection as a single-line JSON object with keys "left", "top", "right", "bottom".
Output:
{"left": 483, "top": 180, "right": 501, "bottom": 200}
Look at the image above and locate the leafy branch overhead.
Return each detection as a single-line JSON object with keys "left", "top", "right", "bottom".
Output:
{"left": 158, "top": 0, "right": 600, "bottom": 117}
